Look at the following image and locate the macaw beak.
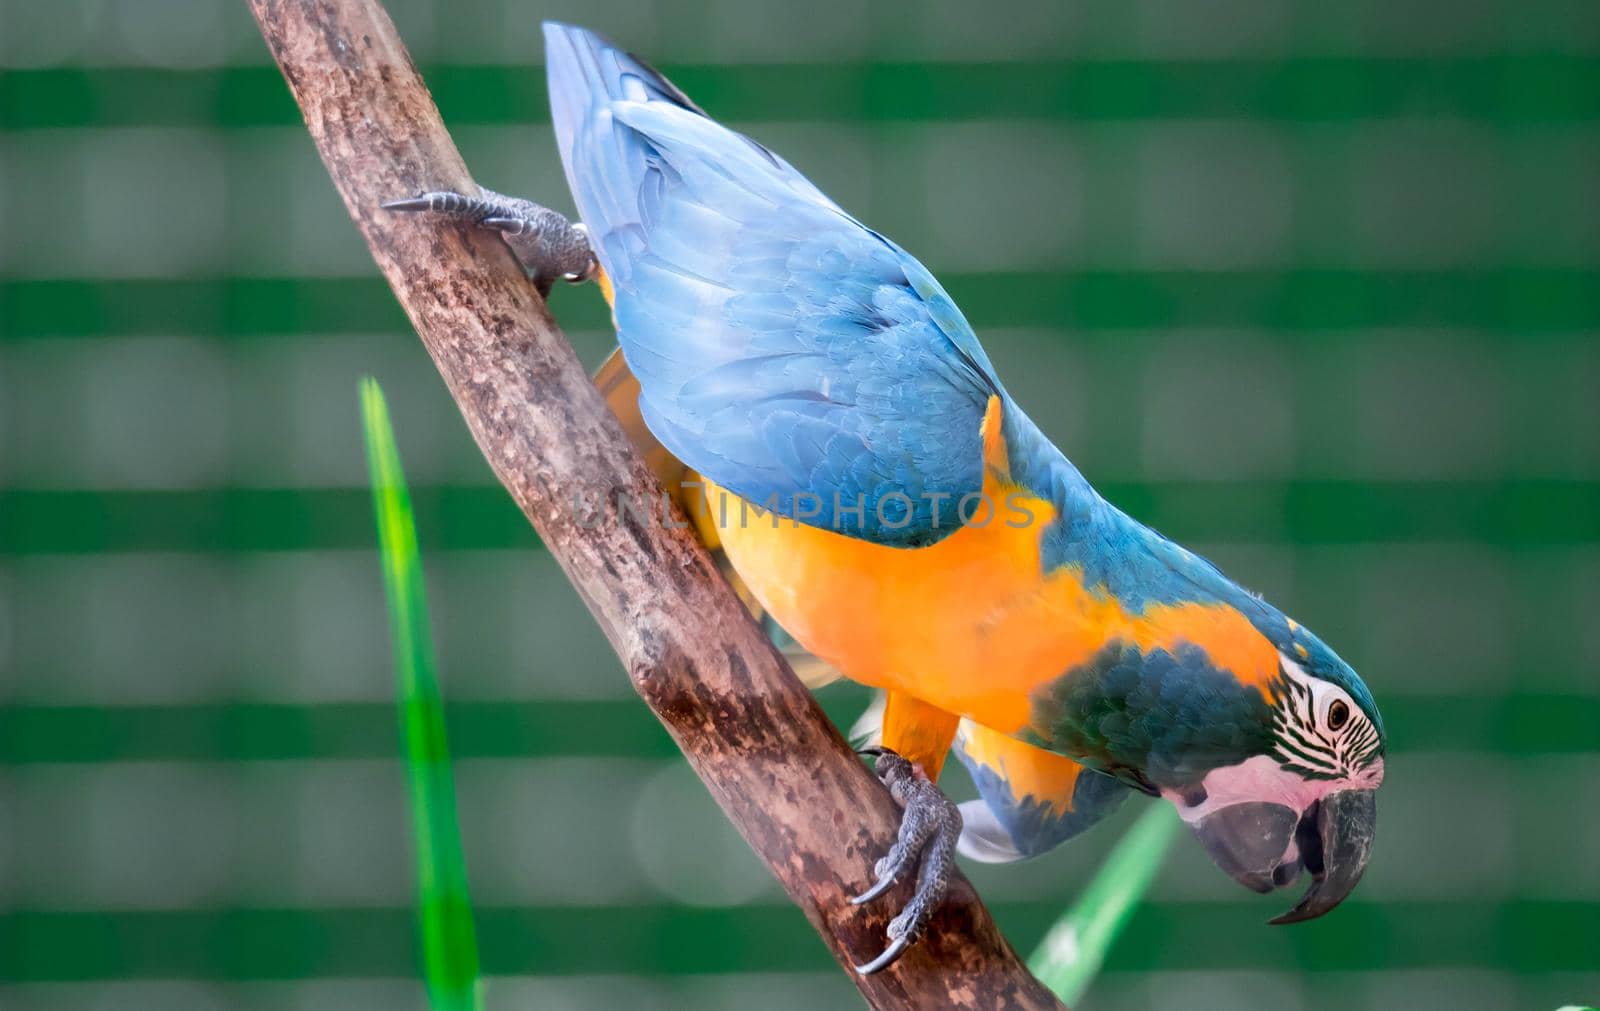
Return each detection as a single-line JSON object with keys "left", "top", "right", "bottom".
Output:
{"left": 1189, "top": 789, "right": 1376, "bottom": 923}
{"left": 1270, "top": 789, "right": 1377, "bottom": 925}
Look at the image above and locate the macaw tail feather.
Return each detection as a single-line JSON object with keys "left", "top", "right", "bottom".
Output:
{"left": 544, "top": 21, "right": 701, "bottom": 242}
{"left": 545, "top": 21, "right": 701, "bottom": 154}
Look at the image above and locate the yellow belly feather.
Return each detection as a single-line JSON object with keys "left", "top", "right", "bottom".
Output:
{"left": 696, "top": 396, "right": 1278, "bottom": 739}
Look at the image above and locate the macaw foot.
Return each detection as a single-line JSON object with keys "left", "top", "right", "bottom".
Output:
{"left": 381, "top": 188, "right": 596, "bottom": 297}
{"left": 850, "top": 747, "right": 963, "bottom": 975}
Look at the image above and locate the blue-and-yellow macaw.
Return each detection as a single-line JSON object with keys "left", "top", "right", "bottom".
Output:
{"left": 387, "top": 22, "right": 1386, "bottom": 974}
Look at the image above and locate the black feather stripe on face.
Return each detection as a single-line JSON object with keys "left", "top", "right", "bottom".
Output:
{"left": 1271, "top": 659, "right": 1383, "bottom": 777}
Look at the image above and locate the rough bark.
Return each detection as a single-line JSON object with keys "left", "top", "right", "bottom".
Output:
{"left": 247, "top": 2, "right": 1065, "bottom": 1007}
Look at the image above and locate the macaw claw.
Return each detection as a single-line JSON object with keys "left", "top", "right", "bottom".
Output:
{"left": 379, "top": 190, "right": 480, "bottom": 214}
{"left": 480, "top": 215, "right": 531, "bottom": 234}
{"left": 850, "top": 747, "right": 962, "bottom": 975}
{"left": 381, "top": 187, "right": 596, "bottom": 296}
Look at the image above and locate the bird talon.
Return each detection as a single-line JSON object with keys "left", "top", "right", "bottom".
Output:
{"left": 849, "top": 871, "right": 897, "bottom": 906}
{"left": 378, "top": 195, "right": 430, "bottom": 213}
{"left": 849, "top": 746, "right": 962, "bottom": 975}
{"left": 852, "top": 933, "right": 913, "bottom": 976}
{"left": 381, "top": 189, "right": 477, "bottom": 215}
{"left": 480, "top": 215, "right": 529, "bottom": 235}
{"left": 379, "top": 187, "right": 596, "bottom": 296}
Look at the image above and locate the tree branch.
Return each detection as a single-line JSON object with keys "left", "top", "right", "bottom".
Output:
{"left": 247, "top": 2, "right": 1065, "bottom": 1007}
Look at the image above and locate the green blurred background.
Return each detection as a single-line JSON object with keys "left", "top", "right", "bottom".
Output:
{"left": 2, "top": 1, "right": 1598, "bottom": 1008}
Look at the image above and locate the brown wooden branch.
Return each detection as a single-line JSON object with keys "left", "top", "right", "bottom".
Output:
{"left": 247, "top": 2, "right": 1066, "bottom": 1007}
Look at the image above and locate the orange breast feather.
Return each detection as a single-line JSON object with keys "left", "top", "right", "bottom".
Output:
{"left": 703, "top": 398, "right": 1279, "bottom": 736}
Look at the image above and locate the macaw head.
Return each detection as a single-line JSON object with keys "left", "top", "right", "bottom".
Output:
{"left": 1165, "top": 621, "right": 1385, "bottom": 925}
{"left": 1031, "top": 559, "right": 1388, "bottom": 923}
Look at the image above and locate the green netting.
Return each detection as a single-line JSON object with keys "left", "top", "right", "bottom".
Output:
{"left": 2, "top": 1, "right": 1597, "bottom": 1007}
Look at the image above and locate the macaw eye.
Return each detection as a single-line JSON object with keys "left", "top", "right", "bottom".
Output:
{"left": 1327, "top": 699, "right": 1350, "bottom": 731}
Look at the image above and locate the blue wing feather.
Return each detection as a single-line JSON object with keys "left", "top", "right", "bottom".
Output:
{"left": 545, "top": 22, "right": 999, "bottom": 545}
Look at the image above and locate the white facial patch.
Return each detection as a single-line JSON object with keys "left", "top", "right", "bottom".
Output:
{"left": 1275, "top": 652, "right": 1385, "bottom": 790}
{"left": 1160, "top": 652, "right": 1384, "bottom": 836}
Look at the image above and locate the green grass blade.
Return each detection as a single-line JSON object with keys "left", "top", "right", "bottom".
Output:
{"left": 359, "top": 377, "right": 482, "bottom": 1011}
{"left": 1028, "top": 802, "right": 1182, "bottom": 1006}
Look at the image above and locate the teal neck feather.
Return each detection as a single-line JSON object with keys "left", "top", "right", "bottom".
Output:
{"left": 1000, "top": 396, "right": 1384, "bottom": 741}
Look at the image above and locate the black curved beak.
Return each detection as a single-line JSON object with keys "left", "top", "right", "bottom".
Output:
{"left": 1270, "top": 789, "right": 1377, "bottom": 925}
{"left": 1189, "top": 789, "right": 1376, "bottom": 922}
